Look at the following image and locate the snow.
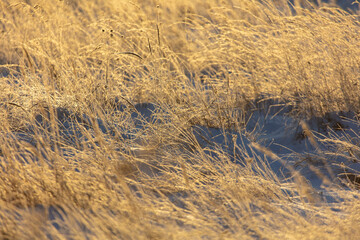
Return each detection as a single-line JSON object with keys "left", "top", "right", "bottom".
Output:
{"left": 8, "top": 99, "right": 359, "bottom": 201}
{"left": 103, "top": 101, "right": 359, "bottom": 199}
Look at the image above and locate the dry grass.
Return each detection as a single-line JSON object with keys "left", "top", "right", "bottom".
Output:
{"left": 1, "top": 0, "right": 360, "bottom": 239}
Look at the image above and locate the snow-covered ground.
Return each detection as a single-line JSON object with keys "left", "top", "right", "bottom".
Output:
{"left": 17, "top": 100, "right": 357, "bottom": 203}
{"left": 9, "top": 98, "right": 359, "bottom": 197}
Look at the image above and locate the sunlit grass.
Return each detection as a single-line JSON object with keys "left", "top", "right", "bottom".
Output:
{"left": 0, "top": 0, "right": 360, "bottom": 239}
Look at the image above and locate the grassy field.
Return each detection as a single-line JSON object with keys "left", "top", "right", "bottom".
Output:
{"left": 1, "top": 0, "right": 360, "bottom": 239}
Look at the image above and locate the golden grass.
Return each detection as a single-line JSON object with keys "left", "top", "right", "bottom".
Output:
{"left": 1, "top": 0, "right": 360, "bottom": 239}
